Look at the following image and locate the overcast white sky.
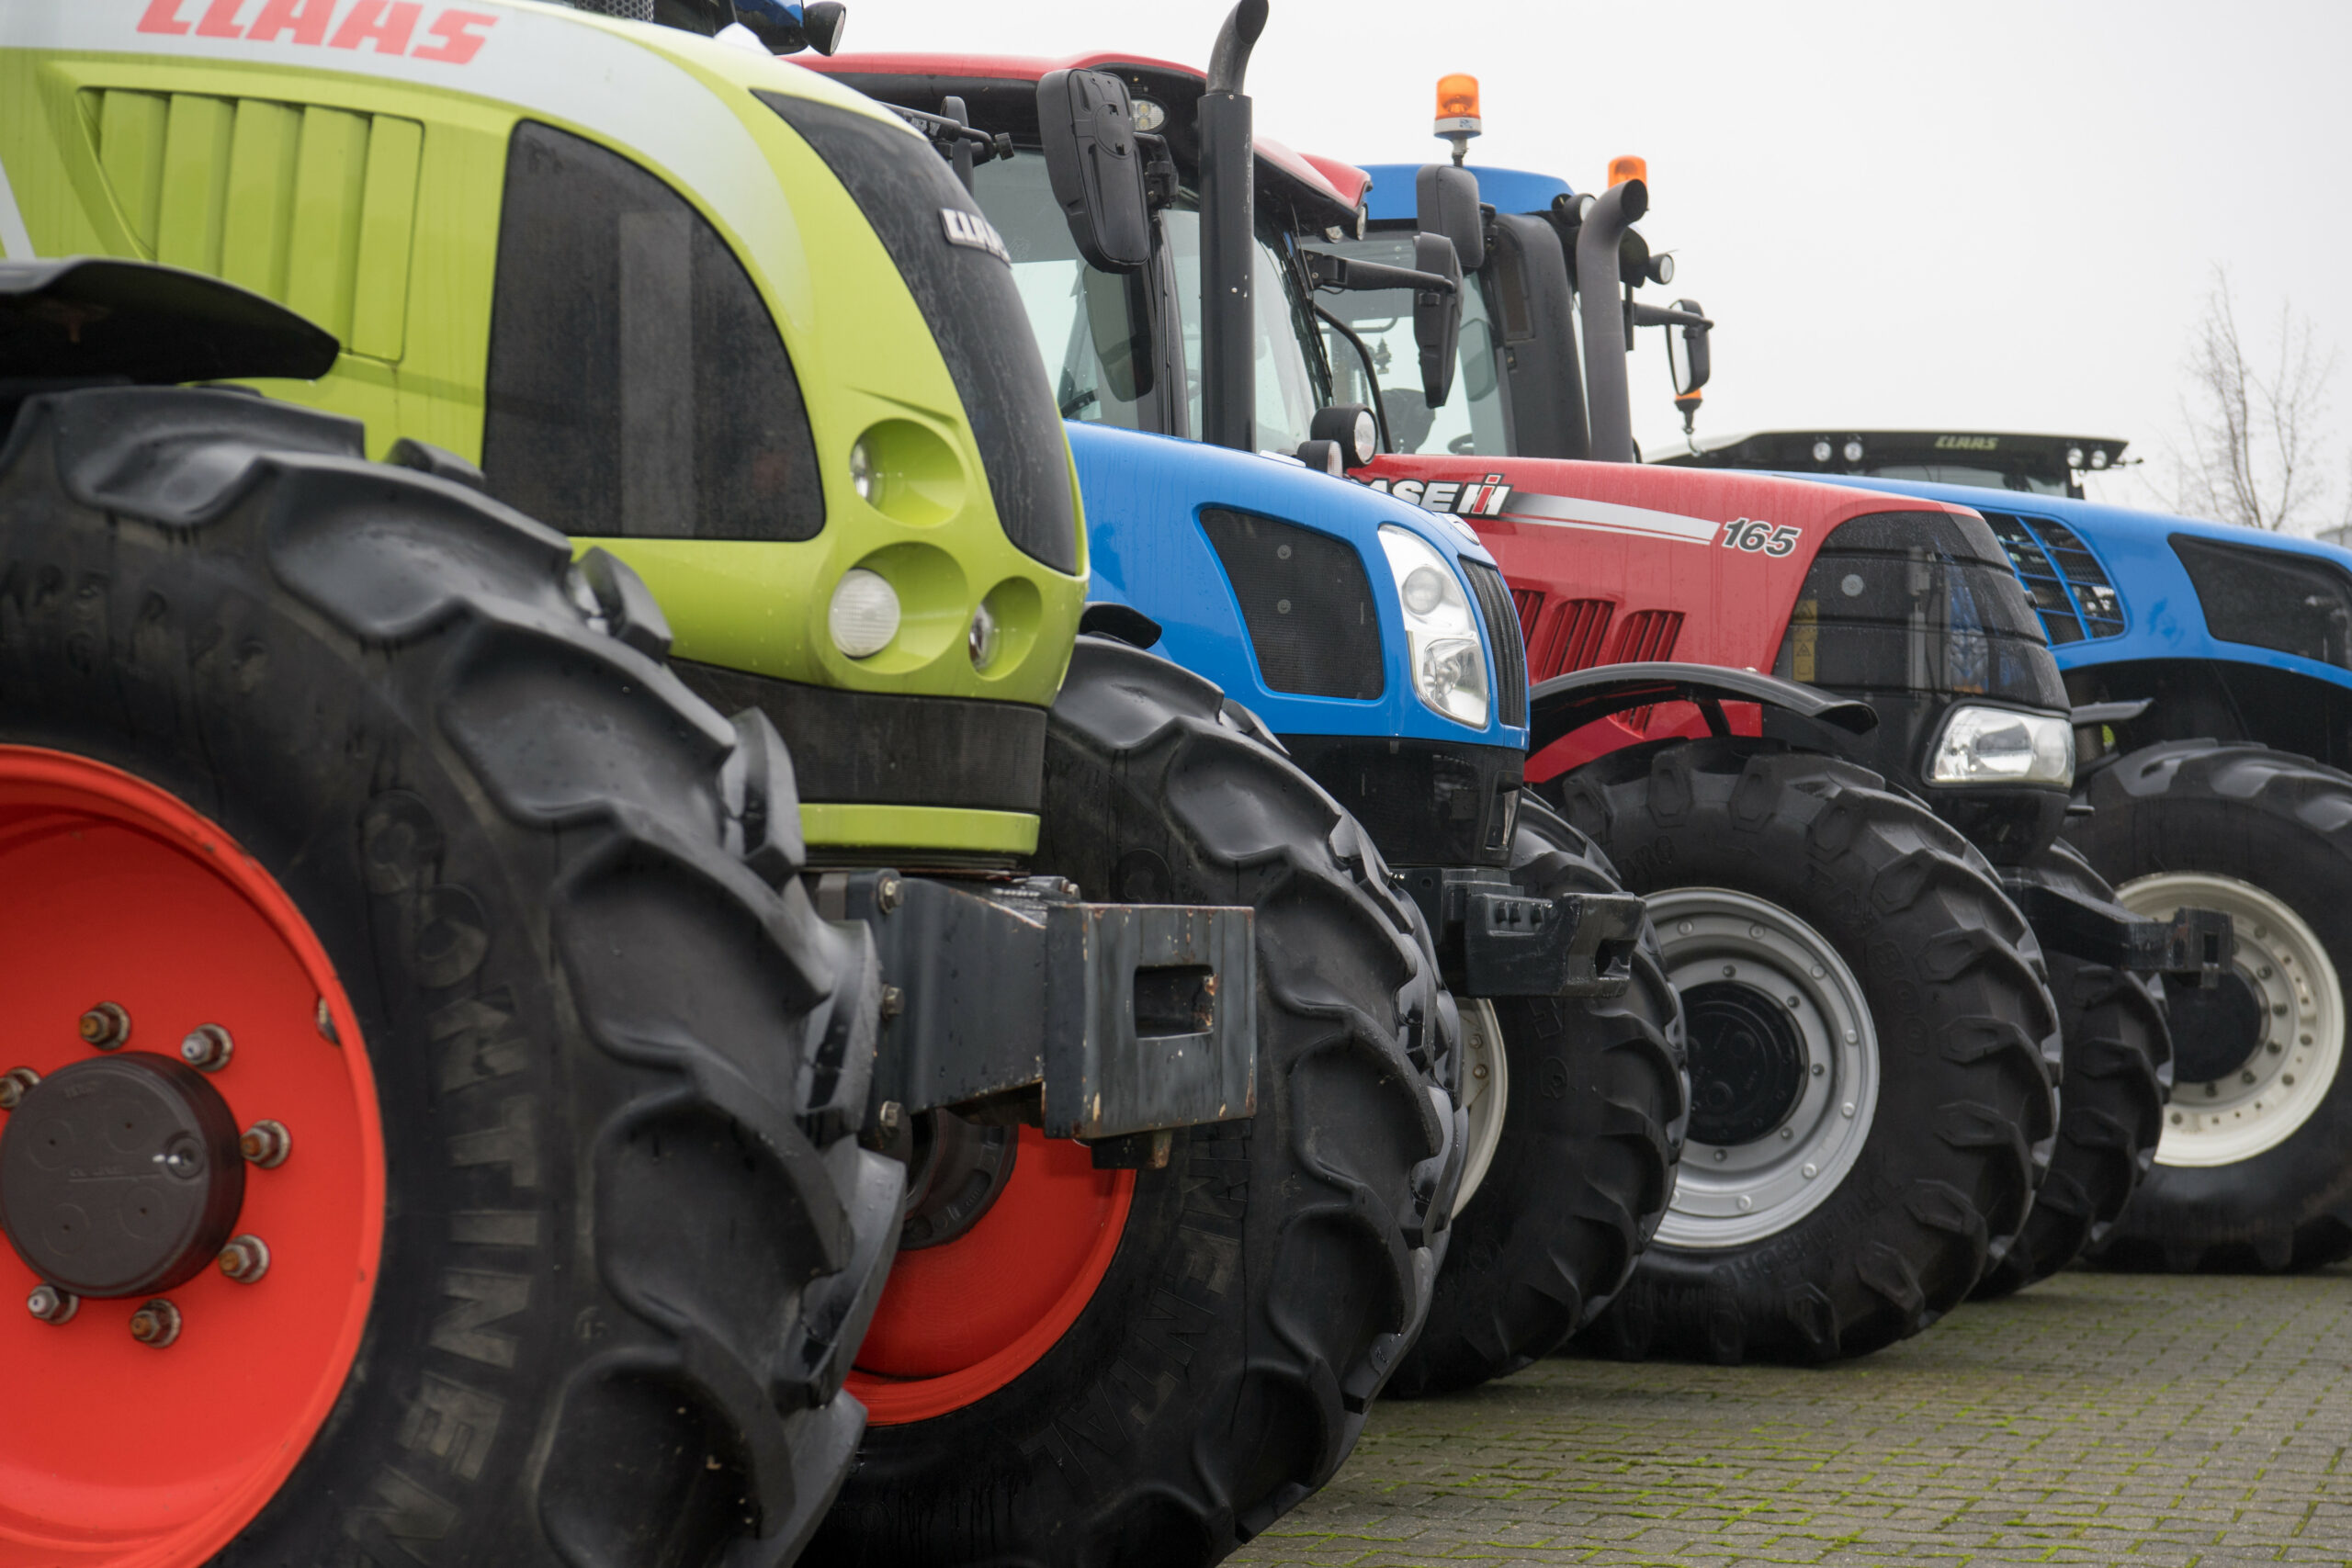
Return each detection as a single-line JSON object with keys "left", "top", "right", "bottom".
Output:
{"left": 833, "top": 0, "right": 2352, "bottom": 516}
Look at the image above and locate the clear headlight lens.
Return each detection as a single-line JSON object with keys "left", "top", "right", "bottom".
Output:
{"left": 1928, "top": 705, "right": 2075, "bottom": 787}
{"left": 827, "top": 568, "right": 899, "bottom": 659}
{"left": 1377, "top": 524, "right": 1488, "bottom": 728}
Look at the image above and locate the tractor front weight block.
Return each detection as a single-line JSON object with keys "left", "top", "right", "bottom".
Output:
{"left": 813, "top": 871, "right": 1257, "bottom": 1141}
{"left": 1396, "top": 866, "right": 1645, "bottom": 998}
{"left": 2001, "top": 872, "right": 2236, "bottom": 987}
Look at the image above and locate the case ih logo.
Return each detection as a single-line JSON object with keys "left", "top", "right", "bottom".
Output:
{"left": 137, "top": 0, "right": 498, "bottom": 63}
{"left": 1356, "top": 473, "right": 1513, "bottom": 517}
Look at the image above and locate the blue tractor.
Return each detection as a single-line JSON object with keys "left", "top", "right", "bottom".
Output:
{"left": 814, "top": 0, "right": 1688, "bottom": 1416}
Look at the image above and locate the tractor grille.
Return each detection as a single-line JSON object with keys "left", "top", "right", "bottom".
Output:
{"left": 1521, "top": 593, "right": 1617, "bottom": 680}
{"left": 1775, "top": 510, "right": 2064, "bottom": 707}
{"left": 1981, "top": 510, "right": 2124, "bottom": 645}
{"left": 1609, "top": 609, "right": 1685, "bottom": 663}
{"left": 1201, "top": 509, "right": 1385, "bottom": 699}
{"left": 1461, "top": 558, "right": 1529, "bottom": 727}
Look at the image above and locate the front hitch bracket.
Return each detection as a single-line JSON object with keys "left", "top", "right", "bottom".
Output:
{"left": 820, "top": 871, "right": 1257, "bottom": 1141}
{"left": 1396, "top": 866, "right": 1645, "bottom": 998}
{"left": 2001, "top": 874, "right": 2235, "bottom": 987}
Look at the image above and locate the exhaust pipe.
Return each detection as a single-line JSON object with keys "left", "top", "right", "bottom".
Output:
{"left": 1575, "top": 175, "right": 1645, "bottom": 464}
{"left": 1199, "top": 0, "right": 1267, "bottom": 450}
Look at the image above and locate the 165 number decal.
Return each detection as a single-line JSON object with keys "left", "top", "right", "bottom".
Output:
{"left": 1721, "top": 517, "right": 1801, "bottom": 556}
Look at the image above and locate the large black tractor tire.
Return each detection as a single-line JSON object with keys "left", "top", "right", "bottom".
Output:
{"left": 1972, "top": 840, "right": 2170, "bottom": 1298}
{"left": 1551, "top": 739, "right": 2060, "bottom": 1364}
{"left": 1385, "top": 796, "right": 1685, "bottom": 1396}
{"left": 2073, "top": 741, "right": 2352, "bottom": 1273}
{"left": 0, "top": 389, "right": 894, "bottom": 1566}
{"left": 810, "top": 637, "right": 1457, "bottom": 1568}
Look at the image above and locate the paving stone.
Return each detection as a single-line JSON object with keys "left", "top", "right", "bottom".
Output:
{"left": 1232, "top": 1269, "right": 2352, "bottom": 1568}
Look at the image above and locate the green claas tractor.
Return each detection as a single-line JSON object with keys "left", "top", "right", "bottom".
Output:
{"left": 0, "top": 5, "right": 1455, "bottom": 1565}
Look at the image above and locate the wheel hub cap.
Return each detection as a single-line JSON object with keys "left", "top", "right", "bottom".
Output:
{"left": 1648, "top": 887, "right": 1879, "bottom": 1250}
{"left": 2119, "top": 871, "right": 2344, "bottom": 1167}
{"left": 0, "top": 1054, "right": 244, "bottom": 1299}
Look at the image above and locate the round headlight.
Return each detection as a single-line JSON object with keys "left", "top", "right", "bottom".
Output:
{"left": 1841, "top": 438, "right": 1865, "bottom": 463}
{"left": 2090, "top": 448, "right": 2110, "bottom": 470}
{"left": 828, "top": 569, "right": 899, "bottom": 659}
{"left": 849, "top": 439, "right": 877, "bottom": 504}
{"left": 1349, "top": 407, "right": 1378, "bottom": 467}
{"left": 1401, "top": 565, "right": 1451, "bottom": 615}
{"left": 1812, "top": 439, "right": 1834, "bottom": 463}
{"left": 2065, "top": 446, "right": 2086, "bottom": 469}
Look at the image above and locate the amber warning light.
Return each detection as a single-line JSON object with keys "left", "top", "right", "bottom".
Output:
{"left": 1434, "top": 73, "right": 1482, "bottom": 136}
{"left": 1609, "top": 154, "right": 1647, "bottom": 188}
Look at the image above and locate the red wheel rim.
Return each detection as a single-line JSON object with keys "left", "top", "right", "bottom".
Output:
{"left": 0, "top": 747, "right": 383, "bottom": 1568}
{"left": 848, "top": 1126, "right": 1133, "bottom": 1424}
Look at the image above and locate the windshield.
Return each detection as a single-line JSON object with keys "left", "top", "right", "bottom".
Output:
{"left": 969, "top": 152, "right": 1153, "bottom": 429}
{"left": 1306, "top": 233, "right": 1509, "bottom": 457}
{"left": 968, "top": 151, "right": 1330, "bottom": 451}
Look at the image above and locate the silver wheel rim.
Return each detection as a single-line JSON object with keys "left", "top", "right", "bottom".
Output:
{"left": 2118, "top": 871, "right": 2344, "bottom": 1167}
{"left": 1453, "top": 998, "right": 1508, "bottom": 1213}
{"left": 1651, "top": 887, "right": 1879, "bottom": 1249}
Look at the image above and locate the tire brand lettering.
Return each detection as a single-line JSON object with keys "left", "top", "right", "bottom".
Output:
{"left": 1720, "top": 517, "right": 1802, "bottom": 557}
{"left": 137, "top": 0, "right": 497, "bottom": 62}
{"left": 396, "top": 1372, "right": 505, "bottom": 1483}
{"left": 408, "top": 885, "right": 490, "bottom": 988}
{"left": 429, "top": 1269, "right": 532, "bottom": 1368}
{"left": 431, "top": 990, "right": 529, "bottom": 1092}
{"left": 1539, "top": 1055, "right": 1569, "bottom": 1100}
{"left": 449, "top": 1210, "right": 539, "bottom": 1247}
{"left": 447, "top": 1098, "right": 538, "bottom": 1189}
{"left": 341, "top": 1465, "right": 458, "bottom": 1562}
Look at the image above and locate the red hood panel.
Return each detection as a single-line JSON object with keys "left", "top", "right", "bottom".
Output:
{"left": 1358, "top": 455, "right": 1973, "bottom": 778}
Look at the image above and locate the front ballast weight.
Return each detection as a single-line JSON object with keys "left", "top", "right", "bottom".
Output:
{"left": 1396, "top": 864, "right": 1645, "bottom": 998}
{"left": 813, "top": 870, "right": 1256, "bottom": 1152}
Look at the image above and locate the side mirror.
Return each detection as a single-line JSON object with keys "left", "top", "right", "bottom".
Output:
{"left": 1037, "top": 69, "right": 1152, "bottom": 273}
{"left": 730, "top": 0, "right": 846, "bottom": 54}
{"left": 1415, "top": 164, "right": 1485, "bottom": 273}
{"left": 1413, "top": 231, "right": 1464, "bottom": 409}
{"left": 1665, "top": 296, "right": 1710, "bottom": 397}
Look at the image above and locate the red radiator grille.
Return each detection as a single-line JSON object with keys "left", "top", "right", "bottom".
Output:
{"left": 1525, "top": 597, "right": 1617, "bottom": 681}
{"left": 1608, "top": 609, "right": 1684, "bottom": 664}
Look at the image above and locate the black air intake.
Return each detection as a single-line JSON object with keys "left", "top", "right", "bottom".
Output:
{"left": 1201, "top": 508, "right": 1385, "bottom": 699}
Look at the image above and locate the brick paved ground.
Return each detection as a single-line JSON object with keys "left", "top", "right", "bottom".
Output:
{"left": 1232, "top": 1269, "right": 2352, "bottom": 1567}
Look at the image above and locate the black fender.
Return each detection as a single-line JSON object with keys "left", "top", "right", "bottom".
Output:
{"left": 1528, "top": 660, "right": 1877, "bottom": 755}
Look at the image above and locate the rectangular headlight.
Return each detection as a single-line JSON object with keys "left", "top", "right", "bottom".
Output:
{"left": 1928, "top": 705, "right": 2075, "bottom": 787}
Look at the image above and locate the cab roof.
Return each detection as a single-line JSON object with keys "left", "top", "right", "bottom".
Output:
{"left": 1357, "top": 163, "right": 1576, "bottom": 224}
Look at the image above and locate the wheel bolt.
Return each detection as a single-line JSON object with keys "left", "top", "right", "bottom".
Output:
{"left": 218, "top": 1235, "right": 271, "bottom": 1284}
{"left": 27, "top": 1284, "right": 78, "bottom": 1325}
{"left": 314, "top": 996, "right": 339, "bottom": 1045}
{"left": 0, "top": 1066, "right": 39, "bottom": 1111}
{"left": 79, "top": 1002, "right": 130, "bottom": 1050}
{"left": 2242, "top": 1070, "right": 2258, "bottom": 1084}
{"left": 128, "top": 1298, "right": 182, "bottom": 1348}
{"left": 179, "top": 1024, "right": 233, "bottom": 1073}
{"left": 241, "top": 1120, "right": 293, "bottom": 1168}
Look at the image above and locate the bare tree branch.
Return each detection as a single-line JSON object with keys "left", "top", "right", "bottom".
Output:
{"left": 2170, "top": 267, "right": 2342, "bottom": 531}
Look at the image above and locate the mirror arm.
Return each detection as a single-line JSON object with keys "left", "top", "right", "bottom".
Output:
{"left": 1632, "top": 302, "right": 1713, "bottom": 331}
{"left": 1305, "top": 251, "right": 1457, "bottom": 297}
{"left": 1312, "top": 304, "right": 1394, "bottom": 455}
{"left": 888, "top": 106, "right": 1015, "bottom": 169}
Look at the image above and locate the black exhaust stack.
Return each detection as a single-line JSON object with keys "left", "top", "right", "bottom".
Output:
{"left": 1199, "top": 0, "right": 1267, "bottom": 451}
{"left": 1575, "top": 175, "right": 1645, "bottom": 464}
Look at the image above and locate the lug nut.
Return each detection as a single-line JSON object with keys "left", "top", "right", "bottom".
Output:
{"left": 241, "top": 1119, "right": 293, "bottom": 1168}
{"left": 218, "top": 1235, "right": 271, "bottom": 1284}
{"left": 28, "top": 1284, "right": 78, "bottom": 1325}
{"left": 79, "top": 1002, "right": 130, "bottom": 1050}
{"left": 0, "top": 1066, "right": 39, "bottom": 1111}
{"left": 874, "top": 875, "right": 904, "bottom": 913}
{"left": 179, "top": 1024, "right": 233, "bottom": 1073}
{"left": 315, "top": 996, "right": 340, "bottom": 1044}
{"left": 128, "top": 1298, "right": 182, "bottom": 1348}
